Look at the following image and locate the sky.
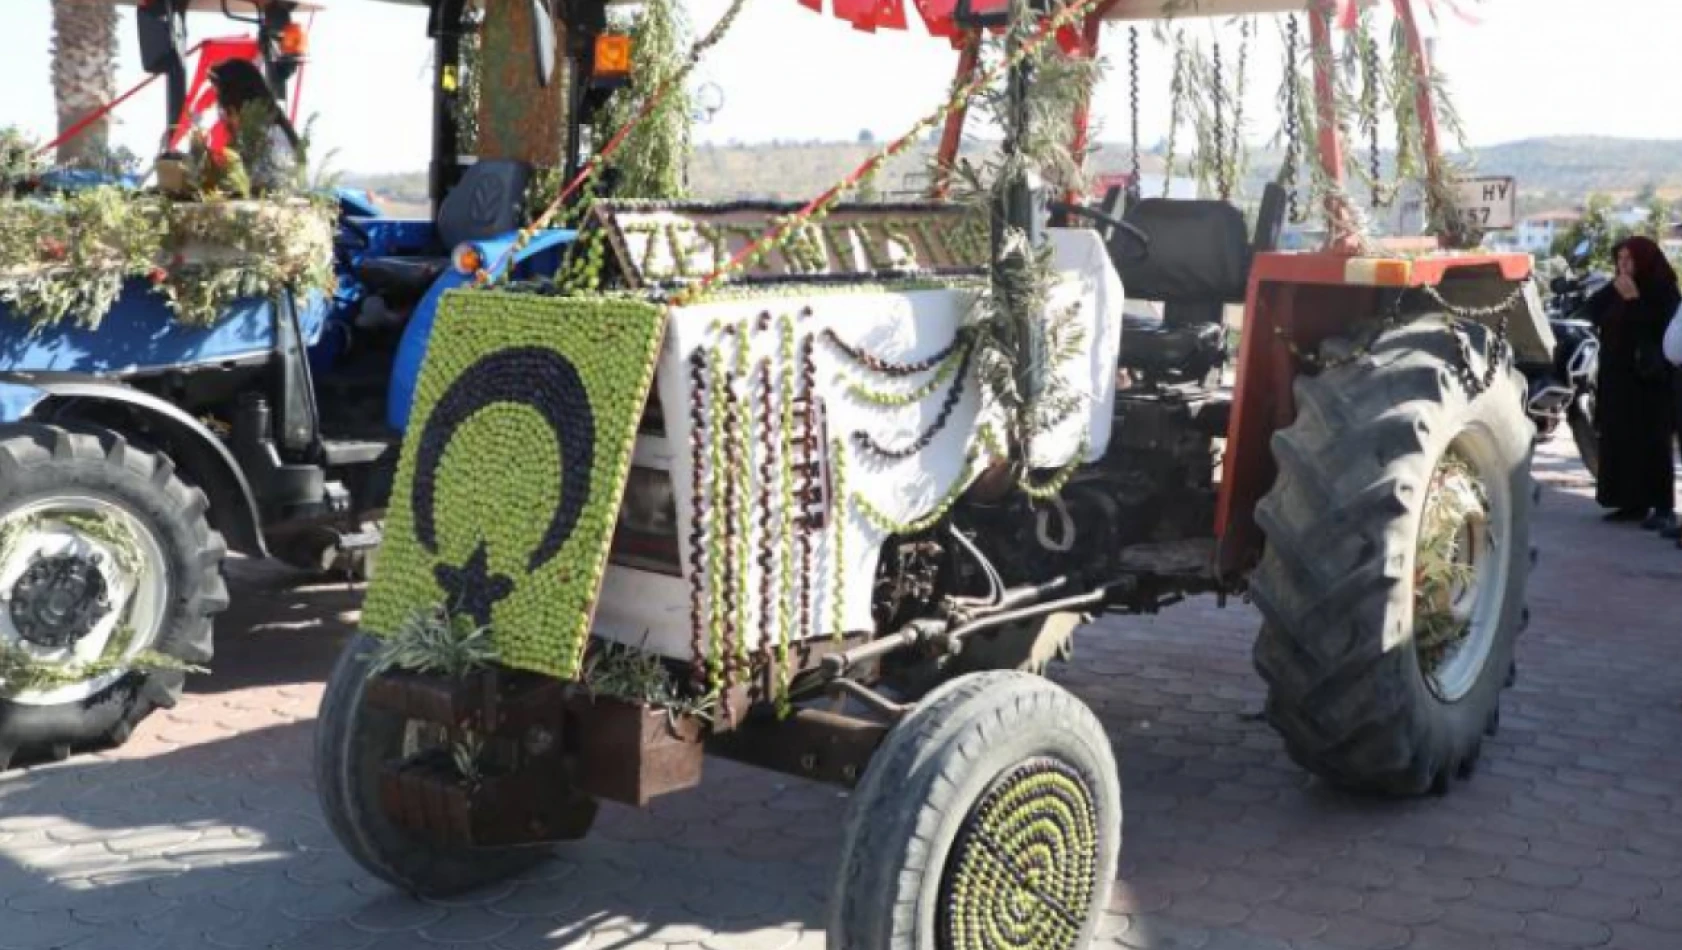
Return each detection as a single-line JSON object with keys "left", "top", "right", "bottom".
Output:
{"left": 3, "top": 0, "right": 1681, "bottom": 176}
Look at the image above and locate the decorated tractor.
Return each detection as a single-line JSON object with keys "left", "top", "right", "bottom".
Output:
{"left": 0, "top": 0, "right": 580, "bottom": 766}
{"left": 309, "top": 0, "right": 1548, "bottom": 946}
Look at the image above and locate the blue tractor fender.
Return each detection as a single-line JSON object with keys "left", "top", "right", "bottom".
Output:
{"left": 386, "top": 228, "right": 577, "bottom": 433}
{"left": 0, "top": 374, "right": 268, "bottom": 557}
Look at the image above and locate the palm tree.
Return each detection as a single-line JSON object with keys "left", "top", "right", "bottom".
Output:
{"left": 50, "top": 0, "right": 119, "bottom": 167}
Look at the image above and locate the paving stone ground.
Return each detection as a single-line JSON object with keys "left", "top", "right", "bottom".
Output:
{"left": 4, "top": 437, "right": 1682, "bottom": 950}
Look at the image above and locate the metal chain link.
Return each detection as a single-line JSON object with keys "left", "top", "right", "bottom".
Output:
{"left": 1421, "top": 283, "right": 1522, "bottom": 395}
{"left": 1361, "top": 25, "right": 1383, "bottom": 209}
{"left": 1281, "top": 15, "right": 1302, "bottom": 223}
{"left": 1212, "top": 38, "right": 1230, "bottom": 202}
{"left": 1233, "top": 18, "right": 1250, "bottom": 200}
{"left": 1128, "top": 25, "right": 1141, "bottom": 205}
{"left": 1271, "top": 283, "right": 1522, "bottom": 395}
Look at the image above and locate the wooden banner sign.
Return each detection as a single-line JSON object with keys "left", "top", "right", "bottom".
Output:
{"left": 593, "top": 202, "right": 991, "bottom": 288}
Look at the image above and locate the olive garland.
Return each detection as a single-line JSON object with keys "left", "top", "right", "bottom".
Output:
{"left": 795, "top": 334, "right": 819, "bottom": 647}
{"left": 775, "top": 315, "right": 798, "bottom": 716}
{"left": 704, "top": 345, "right": 731, "bottom": 695}
{"left": 686, "top": 349, "right": 711, "bottom": 689}
{"left": 1016, "top": 435, "right": 1088, "bottom": 502}
{"left": 852, "top": 345, "right": 974, "bottom": 462}
{"left": 851, "top": 448, "right": 981, "bottom": 538}
{"left": 754, "top": 355, "right": 779, "bottom": 697}
{"left": 821, "top": 326, "right": 967, "bottom": 375}
{"left": 828, "top": 436, "right": 849, "bottom": 643}
{"left": 845, "top": 340, "right": 973, "bottom": 407}
{"left": 730, "top": 326, "right": 755, "bottom": 684}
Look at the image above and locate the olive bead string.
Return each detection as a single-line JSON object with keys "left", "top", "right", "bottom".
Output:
{"left": 795, "top": 334, "right": 819, "bottom": 646}
{"left": 754, "top": 357, "right": 779, "bottom": 703}
{"left": 729, "top": 325, "right": 755, "bottom": 684}
{"left": 774, "top": 315, "right": 798, "bottom": 717}
{"left": 852, "top": 344, "right": 974, "bottom": 462}
{"left": 685, "top": 349, "right": 711, "bottom": 689}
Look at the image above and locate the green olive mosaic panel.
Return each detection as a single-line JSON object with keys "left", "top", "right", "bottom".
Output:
{"left": 360, "top": 289, "right": 668, "bottom": 680}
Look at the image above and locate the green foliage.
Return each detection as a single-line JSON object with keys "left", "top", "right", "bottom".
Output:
{"left": 367, "top": 606, "right": 498, "bottom": 679}
{"left": 938, "top": 0, "right": 1101, "bottom": 467}
{"left": 0, "top": 127, "right": 47, "bottom": 199}
{"left": 1550, "top": 193, "right": 1626, "bottom": 270}
{"left": 0, "top": 188, "right": 335, "bottom": 330}
{"left": 595, "top": 0, "right": 693, "bottom": 200}
{"left": 1414, "top": 453, "right": 1484, "bottom": 671}
{"left": 581, "top": 637, "right": 714, "bottom": 724}
{"left": 360, "top": 292, "right": 668, "bottom": 680}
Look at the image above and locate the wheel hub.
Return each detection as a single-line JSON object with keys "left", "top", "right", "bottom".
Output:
{"left": 1415, "top": 450, "right": 1500, "bottom": 701}
{"left": 938, "top": 758, "right": 1100, "bottom": 950}
{"left": 8, "top": 554, "right": 110, "bottom": 650}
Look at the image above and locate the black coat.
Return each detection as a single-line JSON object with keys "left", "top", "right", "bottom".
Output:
{"left": 1586, "top": 277, "right": 1678, "bottom": 511}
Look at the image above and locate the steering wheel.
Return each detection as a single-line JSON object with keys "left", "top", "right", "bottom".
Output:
{"left": 1047, "top": 201, "right": 1151, "bottom": 261}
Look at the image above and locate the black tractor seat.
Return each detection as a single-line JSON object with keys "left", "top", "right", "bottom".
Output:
{"left": 1106, "top": 182, "right": 1286, "bottom": 383}
{"left": 355, "top": 159, "right": 533, "bottom": 305}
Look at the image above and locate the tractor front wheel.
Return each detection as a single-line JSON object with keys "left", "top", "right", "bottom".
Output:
{"left": 828, "top": 671, "right": 1122, "bottom": 950}
{"left": 1250, "top": 317, "right": 1533, "bottom": 796}
{"left": 314, "top": 633, "right": 559, "bottom": 896}
{"left": 0, "top": 423, "right": 226, "bottom": 769}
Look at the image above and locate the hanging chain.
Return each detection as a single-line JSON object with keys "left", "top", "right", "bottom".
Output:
{"left": 1281, "top": 15, "right": 1302, "bottom": 223}
{"left": 1231, "top": 18, "right": 1250, "bottom": 201}
{"left": 1273, "top": 284, "right": 1522, "bottom": 394}
{"left": 1163, "top": 33, "right": 1185, "bottom": 199}
{"left": 1359, "top": 17, "right": 1384, "bottom": 209}
{"left": 1128, "top": 25, "right": 1141, "bottom": 205}
{"left": 1421, "top": 283, "right": 1523, "bottom": 395}
{"left": 1212, "top": 38, "right": 1230, "bottom": 201}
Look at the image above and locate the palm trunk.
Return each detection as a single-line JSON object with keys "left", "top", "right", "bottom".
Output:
{"left": 51, "top": 0, "right": 119, "bottom": 168}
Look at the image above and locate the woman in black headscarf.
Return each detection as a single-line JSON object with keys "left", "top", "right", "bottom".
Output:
{"left": 1586, "top": 235, "right": 1679, "bottom": 531}
{"left": 207, "top": 58, "right": 303, "bottom": 194}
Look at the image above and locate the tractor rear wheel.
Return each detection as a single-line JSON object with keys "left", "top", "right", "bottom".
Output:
{"left": 1250, "top": 317, "right": 1533, "bottom": 796}
{"left": 828, "top": 671, "right": 1121, "bottom": 950}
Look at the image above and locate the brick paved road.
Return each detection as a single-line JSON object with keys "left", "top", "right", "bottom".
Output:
{"left": 3, "top": 437, "right": 1682, "bottom": 950}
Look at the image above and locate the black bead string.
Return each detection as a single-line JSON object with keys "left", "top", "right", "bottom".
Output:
{"left": 718, "top": 327, "right": 743, "bottom": 722}
{"left": 821, "top": 326, "right": 965, "bottom": 376}
{"left": 851, "top": 345, "right": 973, "bottom": 461}
{"left": 686, "top": 349, "right": 710, "bottom": 689}
{"left": 754, "top": 357, "right": 778, "bottom": 693}
{"left": 795, "top": 333, "right": 819, "bottom": 645}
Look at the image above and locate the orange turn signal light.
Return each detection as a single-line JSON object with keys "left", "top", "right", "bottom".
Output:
{"left": 594, "top": 34, "right": 632, "bottom": 78}
{"left": 280, "top": 23, "right": 309, "bottom": 58}
{"left": 451, "top": 244, "right": 484, "bottom": 276}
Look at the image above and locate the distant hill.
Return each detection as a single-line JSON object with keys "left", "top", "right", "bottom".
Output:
{"left": 341, "top": 135, "right": 1682, "bottom": 217}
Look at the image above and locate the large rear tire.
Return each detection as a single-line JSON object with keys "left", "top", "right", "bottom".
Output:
{"left": 314, "top": 633, "right": 557, "bottom": 896}
{"left": 1250, "top": 317, "right": 1533, "bottom": 796}
{"left": 0, "top": 423, "right": 226, "bottom": 769}
{"left": 829, "top": 671, "right": 1122, "bottom": 950}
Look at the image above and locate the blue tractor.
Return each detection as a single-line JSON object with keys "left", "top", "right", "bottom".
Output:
{"left": 0, "top": 0, "right": 582, "bottom": 765}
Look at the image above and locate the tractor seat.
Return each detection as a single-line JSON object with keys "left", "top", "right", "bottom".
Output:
{"left": 355, "top": 159, "right": 533, "bottom": 305}
{"left": 1114, "top": 184, "right": 1285, "bottom": 381}
{"left": 1121, "top": 311, "right": 1225, "bottom": 380}
{"left": 357, "top": 257, "right": 448, "bottom": 302}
